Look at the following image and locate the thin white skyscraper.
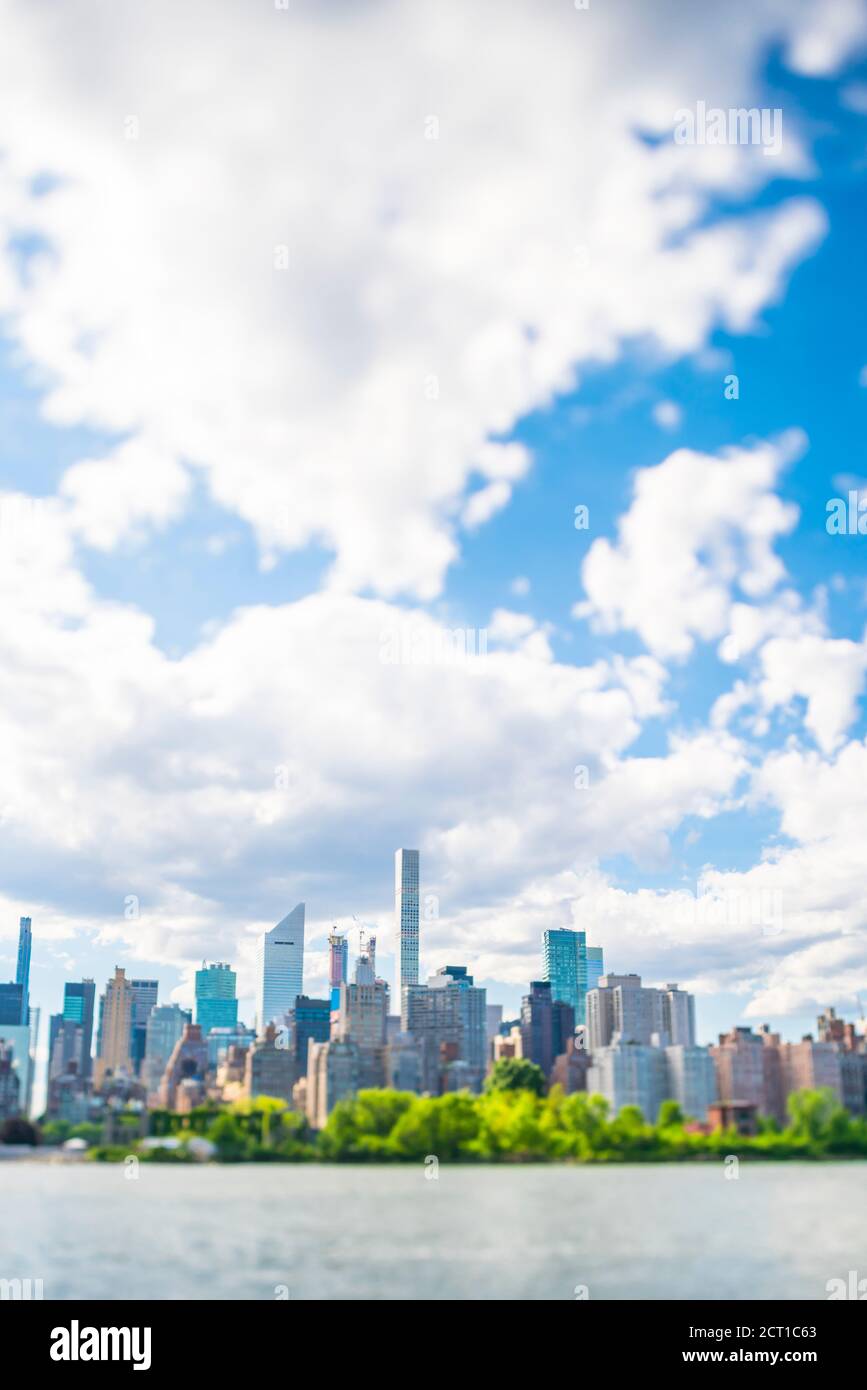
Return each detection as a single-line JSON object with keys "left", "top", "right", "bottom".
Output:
{"left": 256, "top": 903, "right": 305, "bottom": 1030}
{"left": 395, "top": 849, "right": 420, "bottom": 1008}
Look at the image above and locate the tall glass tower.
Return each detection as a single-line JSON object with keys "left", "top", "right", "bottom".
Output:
{"left": 63, "top": 979, "right": 96, "bottom": 1080}
{"left": 543, "top": 928, "right": 603, "bottom": 1027}
{"left": 395, "top": 849, "right": 420, "bottom": 1007}
{"left": 15, "top": 916, "right": 32, "bottom": 1025}
{"left": 195, "top": 962, "right": 238, "bottom": 1034}
{"left": 256, "top": 904, "right": 305, "bottom": 1030}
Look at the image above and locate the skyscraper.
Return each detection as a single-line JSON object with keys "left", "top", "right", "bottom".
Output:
{"left": 130, "top": 979, "right": 159, "bottom": 1076}
{"left": 328, "top": 931, "right": 348, "bottom": 1011}
{"left": 255, "top": 903, "right": 305, "bottom": 1029}
{"left": 195, "top": 962, "right": 238, "bottom": 1034}
{"left": 542, "top": 927, "right": 603, "bottom": 1027}
{"left": 405, "top": 966, "right": 486, "bottom": 1093}
{"left": 0, "top": 984, "right": 25, "bottom": 1027}
{"left": 62, "top": 980, "right": 95, "bottom": 1080}
{"left": 291, "top": 996, "right": 331, "bottom": 1068}
{"left": 94, "top": 966, "right": 133, "bottom": 1086}
{"left": 395, "top": 849, "right": 420, "bottom": 1011}
{"left": 337, "top": 974, "right": 389, "bottom": 1087}
{"left": 15, "top": 917, "right": 32, "bottom": 1025}
{"left": 520, "top": 981, "right": 555, "bottom": 1077}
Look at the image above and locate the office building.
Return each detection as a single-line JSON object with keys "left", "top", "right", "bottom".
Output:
{"left": 255, "top": 903, "right": 305, "bottom": 1028}
{"left": 206, "top": 1023, "right": 255, "bottom": 1070}
{"left": 405, "top": 966, "right": 486, "bottom": 1093}
{"left": 395, "top": 849, "right": 420, "bottom": 1013}
{"left": 195, "top": 963, "right": 238, "bottom": 1034}
{"left": 62, "top": 980, "right": 95, "bottom": 1080}
{"left": 291, "top": 996, "right": 330, "bottom": 1068}
{"left": 94, "top": 967, "right": 134, "bottom": 1086}
{"left": 0, "top": 983, "right": 25, "bottom": 1027}
{"left": 129, "top": 979, "right": 159, "bottom": 1076}
{"left": 520, "top": 981, "right": 555, "bottom": 1077}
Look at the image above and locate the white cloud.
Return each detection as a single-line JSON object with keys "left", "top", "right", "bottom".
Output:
{"left": 575, "top": 432, "right": 804, "bottom": 658}
{"left": 0, "top": 0, "right": 847, "bottom": 597}
{"left": 60, "top": 440, "right": 191, "bottom": 550}
{"left": 757, "top": 634, "right": 867, "bottom": 753}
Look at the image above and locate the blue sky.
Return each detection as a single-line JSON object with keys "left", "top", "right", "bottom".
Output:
{"left": 1, "top": 0, "right": 867, "bottom": 1080}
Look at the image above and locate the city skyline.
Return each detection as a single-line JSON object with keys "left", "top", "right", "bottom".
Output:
{"left": 8, "top": 852, "right": 866, "bottom": 1124}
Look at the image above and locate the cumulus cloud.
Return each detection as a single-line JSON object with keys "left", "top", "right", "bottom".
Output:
{"left": 575, "top": 432, "right": 804, "bottom": 658}
{"left": 0, "top": 0, "right": 845, "bottom": 598}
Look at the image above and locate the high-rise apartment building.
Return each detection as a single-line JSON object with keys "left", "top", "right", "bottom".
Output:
{"left": 587, "top": 1040, "right": 669, "bottom": 1120}
{"left": 586, "top": 974, "right": 696, "bottom": 1050}
{"left": 395, "top": 849, "right": 420, "bottom": 1014}
{"left": 664, "top": 1044, "right": 717, "bottom": 1120}
{"left": 255, "top": 903, "right": 305, "bottom": 1028}
{"left": 195, "top": 963, "right": 238, "bottom": 1034}
{"left": 780, "top": 1037, "right": 843, "bottom": 1102}
{"left": 710, "top": 1026, "right": 785, "bottom": 1123}
{"left": 659, "top": 984, "right": 696, "bottom": 1046}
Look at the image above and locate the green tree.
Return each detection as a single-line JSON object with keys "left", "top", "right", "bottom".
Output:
{"left": 484, "top": 1058, "right": 546, "bottom": 1097}
{"left": 657, "top": 1100, "right": 685, "bottom": 1128}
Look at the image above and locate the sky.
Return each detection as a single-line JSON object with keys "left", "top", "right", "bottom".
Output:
{"left": 1, "top": 0, "right": 867, "bottom": 1079}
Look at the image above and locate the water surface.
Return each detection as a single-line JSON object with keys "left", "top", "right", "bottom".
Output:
{"left": 1, "top": 1161, "right": 863, "bottom": 1300}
